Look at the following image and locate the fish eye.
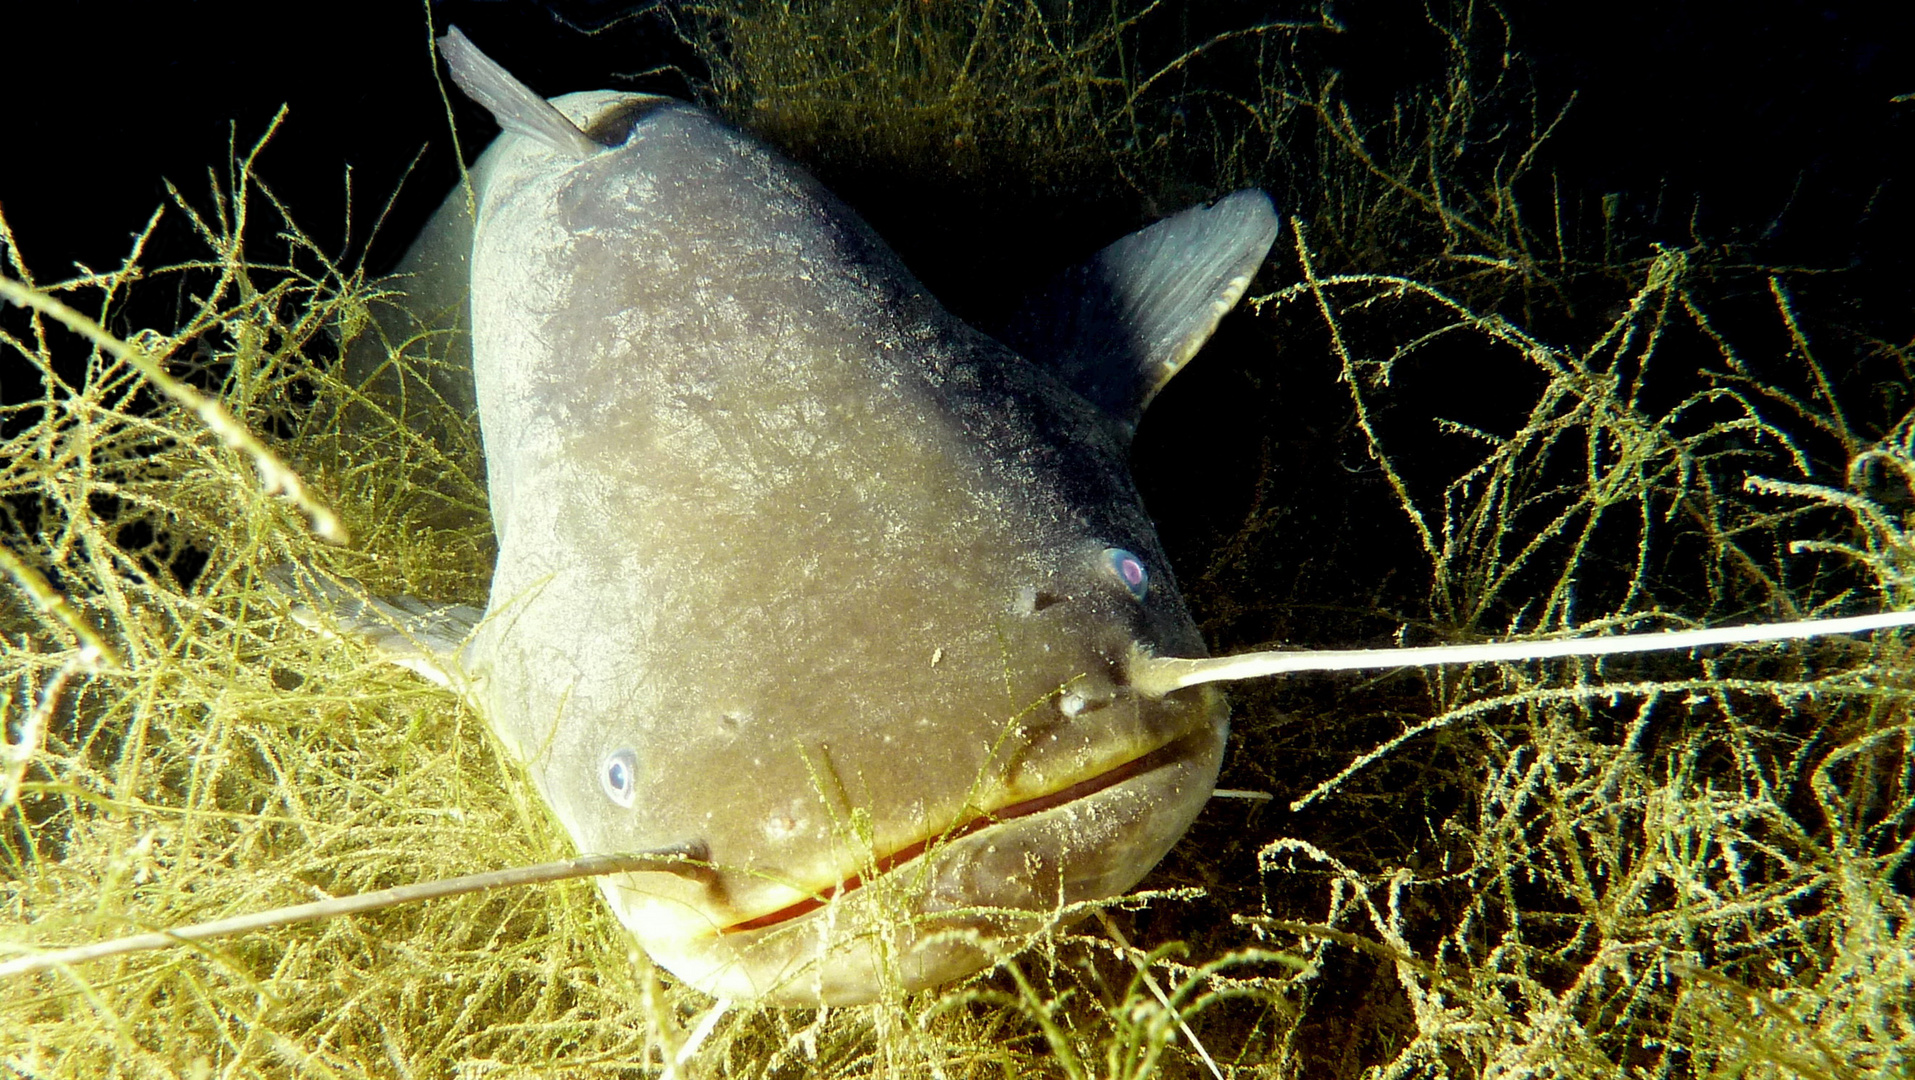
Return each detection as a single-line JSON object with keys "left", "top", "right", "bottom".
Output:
{"left": 1102, "top": 547, "right": 1149, "bottom": 601}
{"left": 601, "top": 748, "right": 639, "bottom": 808}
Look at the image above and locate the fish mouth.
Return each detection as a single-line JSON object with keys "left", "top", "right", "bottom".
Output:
{"left": 720, "top": 737, "right": 1195, "bottom": 935}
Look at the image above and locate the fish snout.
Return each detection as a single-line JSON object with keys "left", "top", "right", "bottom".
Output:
{"left": 647, "top": 693, "right": 1226, "bottom": 1004}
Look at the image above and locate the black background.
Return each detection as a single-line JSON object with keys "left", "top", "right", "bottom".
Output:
{"left": 3, "top": 2, "right": 1906, "bottom": 301}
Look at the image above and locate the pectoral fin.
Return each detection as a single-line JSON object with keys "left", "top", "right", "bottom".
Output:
{"left": 266, "top": 562, "right": 481, "bottom": 692}
{"left": 997, "top": 188, "right": 1279, "bottom": 430}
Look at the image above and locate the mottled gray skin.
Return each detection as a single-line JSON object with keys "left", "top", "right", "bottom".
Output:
{"left": 351, "top": 41, "right": 1263, "bottom": 1003}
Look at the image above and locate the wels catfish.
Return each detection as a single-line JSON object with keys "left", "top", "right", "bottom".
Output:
{"left": 315, "top": 27, "right": 1270, "bottom": 1006}
{"left": 283, "top": 29, "right": 1915, "bottom": 1007}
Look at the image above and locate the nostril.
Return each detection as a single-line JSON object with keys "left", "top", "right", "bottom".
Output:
{"left": 1015, "top": 586, "right": 1067, "bottom": 615}
{"left": 1058, "top": 683, "right": 1114, "bottom": 716}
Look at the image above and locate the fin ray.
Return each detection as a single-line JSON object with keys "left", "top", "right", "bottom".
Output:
{"left": 439, "top": 26, "right": 603, "bottom": 158}
{"left": 997, "top": 189, "right": 1279, "bottom": 428}
{"left": 267, "top": 562, "right": 481, "bottom": 691}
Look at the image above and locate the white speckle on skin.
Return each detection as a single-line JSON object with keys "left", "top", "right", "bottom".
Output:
{"left": 763, "top": 812, "right": 801, "bottom": 841}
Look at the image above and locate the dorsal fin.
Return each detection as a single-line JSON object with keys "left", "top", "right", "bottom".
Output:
{"left": 438, "top": 26, "right": 604, "bottom": 158}
{"left": 995, "top": 189, "right": 1279, "bottom": 430}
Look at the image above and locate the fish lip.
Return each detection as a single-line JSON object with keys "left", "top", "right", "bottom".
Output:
{"left": 718, "top": 735, "right": 1201, "bottom": 936}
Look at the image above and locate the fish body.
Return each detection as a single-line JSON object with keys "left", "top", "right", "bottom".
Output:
{"left": 330, "top": 29, "right": 1277, "bottom": 1004}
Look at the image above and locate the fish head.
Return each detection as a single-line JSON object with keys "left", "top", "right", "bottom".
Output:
{"left": 470, "top": 348, "right": 1232, "bottom": 1004}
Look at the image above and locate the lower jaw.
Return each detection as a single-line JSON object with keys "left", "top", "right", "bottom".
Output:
{"left": 669, "top": 717, "right": 1222, "bottom": 1004}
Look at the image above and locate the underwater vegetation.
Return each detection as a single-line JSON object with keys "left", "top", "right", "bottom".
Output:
{"left": 3, "top": 0, "right": 1912, "bottom": 1076}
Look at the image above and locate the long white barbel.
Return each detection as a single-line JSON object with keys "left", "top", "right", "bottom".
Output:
{"left": 0, "top": 846, "right": 703, "bottom": 980}
{"left": 1129, "top": 610, "right": 1915, "bottom": 698}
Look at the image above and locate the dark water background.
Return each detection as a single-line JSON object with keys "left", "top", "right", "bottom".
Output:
{"left": 5, "top": 2, "right": 1905, "bottom": 311}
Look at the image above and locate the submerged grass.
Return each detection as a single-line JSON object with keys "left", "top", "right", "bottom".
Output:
{"left": 3, "top": 1, "right": 1911, "bottom": 1076}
